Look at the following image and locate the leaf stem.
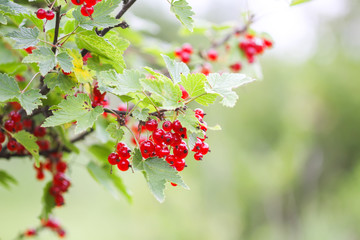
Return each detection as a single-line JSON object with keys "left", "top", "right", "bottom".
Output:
{"left": 184, "top": 92, "right": 207, "bottom": 104}
{"left": 21, "top": 72, "right": 40, "bottom": 93}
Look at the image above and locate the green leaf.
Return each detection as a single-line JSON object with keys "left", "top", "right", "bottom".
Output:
{"left": 67, "top": 49, "right": 92, "bottom": 83}
{"left": 0, "top": 170, "right": 17, "bottom": 189}
{"left": 12, "top": 130, "right": 40, "bottom": 166}
{"left": 161, "top": 54, "right": 189, "bottom": 84}
{"left": 97, "top": 69, "right": 144, "bottom": 96}
{"left": 0, "top": 72, "right": 20, "bottom": 101}
{"left": 136, "top": 157, "right": 189, "bottom": 202}
{"left": 87, "top": 162, "right": 132, "bottom": 202}
{"left": 87, "top": 55, "right": 113, "bottom": 72}
{"left": 0, "top": 12, "right": 6, "bottom": 24}
{"left": 6, "top": 27, "right": 40, "bottom": 49}
{"left": 180, "top": 73, "right": 217, "bottom": 106}
{"left": 141, "top": 69, "right": 183, "bottom": 109}
{"left": 77, "top": 32, "right": 129, "bottom": 72}
{"left": 39, "top": 181, "right": 56, "bottom": 220}
{"left": 73, "top": 0, "right": 121, "bottom": 30}
{"left": 187, "top": 132, "right": 197, "bottom": 151}
{"left": 18, "top": 89, "right": 46, "bottom": 115}
{"left": 23, "top": 13, "right": 43, "bottom": 30}
{"left": 170, "top": 0, "right": 194, "bottom": 32}
{"left": 42, "top": 93, "right": 103, "bottom": 134}
{"left": 0, "top": 73, "right": 45, "bottom": 114}
{"left": 132, "top": 108, "right": 149, "bottom": 122}
{"left": 44, "top": 73, "right": 78, "bottom": 95}
{"left": 177, "top": 110, "right": 199, "bottom": 133}
{"left": 0, "top": 0, "right": 28, "bottom": 15}
{"left": 89, "top": 143, "right": 113, "bottom": 164}
{"left": 131, "top": 148, "right": 143, "bottom": 171}
{"left": 106, "top": 122, "right": 124, "bottom": 140}
{"left": 57, "top": 52, "right": 73, "bottom": 73}
{"left": 290, "top": 0, "right": 312, "bottom": 6}
{"left": 205, "top": 73, "right": 255, "bottom": 107}
{"left": 22, "top": 47, "right": 56, "bottom": 76}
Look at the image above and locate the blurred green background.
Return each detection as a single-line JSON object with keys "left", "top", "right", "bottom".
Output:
{"left": 1, "top": 0, "right": 360, "bottom": 239}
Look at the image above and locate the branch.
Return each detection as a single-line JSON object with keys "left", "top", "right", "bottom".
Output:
{"left": 70, "top": 128, "right": 94, "bottom": 143}
{"left": 51, "top": 6, "right": 61, "bottom": 53}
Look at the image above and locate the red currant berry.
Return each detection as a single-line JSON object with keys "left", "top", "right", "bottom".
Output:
{"left": 14, "top": 122, "right": 23, "bottom": 132}
{"left": 194, "top": 152, "right": 203, "bottom": 161}
{"left": 62, "top": 69, "right": 71, "bottom": 75}
{"left": 162, "top": 132, "right": 174, "bottom": 145}
{"left": 37, "top": 140, "right": 50, "bottom": 151}
{"left": 157, "top": 145, "right": 170, "bottom": 158}
{"left": 117, "top": 159, "right": 130, "bottom": 171}
{"left": 182, "top": 43, "right": 193, "bottom": 54}
{"left": 36, "top": 170, "right": 45, "bottom": 180}
{"left": 230, "top": 62, "right": 242, "bottom": 72}
{"left": 24, "top": 46, "right": 36, "bottom": 54}
{"left": 0, "top": 144, "right": 2, "bottom": 152}
{"left": 7, "top": 138, "right": 18, "bottom": 151}
{"left": 4, "top": 120, "right": 15, "bottom": 132}
{"left": 145, "top": 119, "right": 158, "bottom": 132}
{"left": 180, "top": 52, "right": 190, "bottom": 64}
{"left": 173, "top": 142, "right": 188, "bottom": 159}
{"left": 50, "top": 185, "right": 61, "bottom": 196}
{"left": 25, "top": 228, "right": 37, "bottom": 236}
{"left": 263, "top": 38, "right": 273, "bottom": 48}
{"left": 80, "top": 5, "right": 94, "bottom": 16}
{"left": 200, "top": 142, "right": 209, "bottom": 155}
{"left": 192, "top": 138, "right": 203, "bottom": 152}
{"left": 179, "top": 85, "right": 189, "bottom": 100}
{"left": 45, "top": 10, "right": 55, "bottom": 20}
{"left": 200, "top": 64, "right": 211, "bottom": 75}
{"left": 56, "top": 161, "right": 67, "bottom": 173}
{"left": 53, "top": 172, "right": 67, "bottom": 186}
{"left": 140, "top": 140, "right": 155, "bottom": 155}
{"left": 170, "top": 133, "right": 182, "bottom": 147}
{"left": 36, "top": 8, "right": 46, "bottom": 19}
{"left": 174, "top": 48, "right": 182, "bottom": 57}
{"left": 57, "top": 228, "right": 66, "bottom": 238}
{"left": 171, "top": 182, "right": 177, "bottom": 187}
{"left": 173, "top": 158, "right": 186, "bottom": 171}
{"left": 166, "top": 155, "right": 176, "bottom": 165}
{"left": 207, "top": 49, "right": 218, "bottom": 61}
{"left": 194, "top": 108, "right": 205, "bottom": 118}
{"left": 16, "top": 143, "right": 25, "bottom": 154}
{"left": 152, "top": 128, "right": 165, "bottom": 145}
{"left": 34, "top": 126, "right": 46, "bottom": 137}
{"left": 116, "top": 142, "right": 126, "bottom": 152}
{"left": 9, "top": 111, "right": 21, "bottom": 123}
{"left": 71, "top": 0, "right": 84, "bottom": 5}
{"left": 84, "top": 0, "right": 97, "bottom": 7}
{"left": 55, "top": 194, "right": 64, "bottom": 206}
{"left": 118, "top": 147, "right": 131, "bottom": 159}
{"left": 0, "top": 131, "right": 5, "bottom": 143}
{"left": 58, "top": 179, "right": 71, "bottom": 192}
{"left": 162, "top": 121, "right": 172, "bottom": 131}
{"left": 108, "top": 152, "right": 119, "bottom": 165}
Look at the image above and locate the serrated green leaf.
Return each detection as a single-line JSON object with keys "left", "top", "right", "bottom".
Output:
{"left": 132, "top": 108, "right": 149, "bottom": 121}
{"left": 77, "top": 32, "right": 129, "bottom": 72}
{"left": 57, "top": 52, "right": 73, "bottom": 73}
{"left": 0, "top": 72, "right": 20, "bottom": 101}
{"left": 205, "top": 73, "right": 255, "bottom": 107}
{"left": 73, "top": 0, "right": 121, "bottom": 30}
{"left": 39, "top": 181, "right": 55, "bottom": 220}
{"left": 141, "top": 70, "right": 183, "bottom": 109}
{"left": 131, "top": 148, "right": 143, "bottom": 171}
{"left": 12, "top": 130, "right": 40, "bottom": 166}
{"left": 106, "top": 122, "right": 124, "bottom": 140}
{"left": 22, "top": 47, "right": 56, "bottom": 76}
{"left": 0, "top": 12, "right": 6, "bottom": 24}
{"left": 177, "top": 110, "right": 199, "bottom": 133}
{"left": 0, "top": 73, "right": 45, "bottom": 114}
{"left": 87, "top": 55, "right": 113, "bottom": 72}
{"left": 87, "top": 162, "right": 132, "bottom": 202}
{"left": 44, "top": 73, "right": 78, "bottom": 95}
{"left": 97, "top": 69, "right": 144, "bottom": 96}
{"left": 67, "top": 49, "right": 92, "bottom": 83}
{"left": 0, "top": 170, "right": 17, "bottom": 189}
{"left": 290, "top": 0, "right": 311, "bottom": 6}
{"left": 187, "top": 132, "right": 197, "bottom": 151}
{"left": 89, "top": 143, "right": 113, "bottom": 164}
{"left": 180, "top": 73, "right": 217, "bottom": 106}
{"left": 23, "top": 13, "right": 43, "bottom": 29}
{"left": 161, "top": 54, "right": 189, "bottom": 84}
{"left": 141, "top": 158, "right": 189, "bottom": 203}
{"left": 6, "top": 27, "right": 39, "bottom": 49}
{"left": 170, "top": 0, "right": 194, "bottom": 32}
{"left": 18, "top": 89, "right": 46, "bottom": 114}
{"left": 0, "top": 0, "right": 28, "bottom": 15}
{"left": 42, "top": 93, "right": 103, "bottom": 133}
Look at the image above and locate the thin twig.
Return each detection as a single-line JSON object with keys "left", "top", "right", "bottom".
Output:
{"left": 21, "top": 72, "right": 40, "bottom": 93}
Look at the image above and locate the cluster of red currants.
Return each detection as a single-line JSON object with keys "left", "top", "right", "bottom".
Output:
{"left": 1, "top": 110, "right": 24, "bottom": 153}
{"left": 191, "top": 108, "right": 210, "bottom": 160}
{"left": 33, "top": 153, "right": 71, "bottom": 207}
{"left": 174, "top": 43, "right": 194, "bottom": 64}
{"left": 91, "top": 84, "right": 108, "bottom": 108}
{"left": 24, "top": 217, "right": 66, "bottom": 238}
{"left": 35, "top": 8, "right": 55, "bottom": 20}
{"left": 238, "top": 34, "right": 273, "bottom": 63}
{"left": 71, "top": 0, "right": 100, "bottom": 17}
{"left": 107, "top": 143, "right": 131, "bottom": 171}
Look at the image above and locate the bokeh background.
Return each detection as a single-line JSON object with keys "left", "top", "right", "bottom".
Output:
{"left": 1, "top": 0, "right": 360, "bottom": 239}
